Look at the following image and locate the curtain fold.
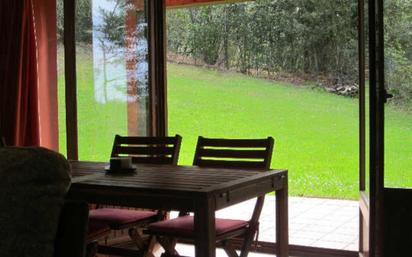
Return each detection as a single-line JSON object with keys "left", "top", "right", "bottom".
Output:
{"left": 0, "top": 0, "right": 58, "bottom": 149}
{"left": 32, "top": 0, "right": 58, "bottom": 150}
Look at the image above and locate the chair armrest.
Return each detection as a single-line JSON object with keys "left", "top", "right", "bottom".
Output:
{"left": 54, "top": 201, "right": 89, "bottom": 257}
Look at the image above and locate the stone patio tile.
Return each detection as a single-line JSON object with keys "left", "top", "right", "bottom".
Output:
{"left": 344, "top": 240, "right": 359, "bottom": 251}
{"left": 312, "top": 240, "right": 349, "bottom": 249}
{"left": 291, "top": 230, "right": 326, "bottom": 241}
{"left": 290, "top": 236, "right": 318, "bottom": 246}
{"left": 318, "top": 232, "right": 357, "bottom": 243}
{"left": 299, "top": 223, "right": 337, "bottom": 233}
{"left": 169, "top": 196, "right": 359, "bottom": 254}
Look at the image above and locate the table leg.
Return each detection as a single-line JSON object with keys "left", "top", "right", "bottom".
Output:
{"left": 194, "top": 197, "right": 216, "bottom": 257}
{"left": 276, "top": 173, "right": 289, "bottom": 257}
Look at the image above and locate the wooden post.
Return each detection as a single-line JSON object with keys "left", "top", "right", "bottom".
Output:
{"left": 149, "top": 0, "right": 167, "bottom": 136}
{"left": 64, "top": 0, "right": 78, "bottom": 160}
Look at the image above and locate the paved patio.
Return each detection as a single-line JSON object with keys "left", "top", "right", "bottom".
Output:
{"left": 172, "top": 196, "right": 359, "bottom": 256}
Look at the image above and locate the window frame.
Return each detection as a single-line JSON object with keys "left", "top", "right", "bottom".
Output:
{"left": 63, "top": 0, "right": 167, "bottom": 160}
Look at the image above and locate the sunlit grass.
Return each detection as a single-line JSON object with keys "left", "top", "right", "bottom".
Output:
{"left": 167, "top": 63, "right": 359, "bottom": 198}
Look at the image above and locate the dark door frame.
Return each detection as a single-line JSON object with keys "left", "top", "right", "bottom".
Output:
{"left": 368, "top": 0, "right": 385, "bottom": 255}
{"left": 359, "top": 0, "right": 385, "bottom": 256}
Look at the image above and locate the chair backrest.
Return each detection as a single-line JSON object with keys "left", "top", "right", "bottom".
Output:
{"left": 193, "top": 136, "right": 274, "bottom": 170}
{"left": 191, "top": 136, "right": 274, "bottom": 231}
{"left": 111, "top": 134, "right": 182, "bottom": 165}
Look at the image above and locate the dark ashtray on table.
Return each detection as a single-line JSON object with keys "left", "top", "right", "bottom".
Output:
{"left": 105, "top": 165, "right": 137, "bottom": 175}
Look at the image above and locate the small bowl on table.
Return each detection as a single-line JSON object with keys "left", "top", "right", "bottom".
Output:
{"left": 105, "top": 157, "right": 136, "bottom": 174}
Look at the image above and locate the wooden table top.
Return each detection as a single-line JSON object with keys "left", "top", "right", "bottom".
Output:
{"left": 70, "top": 160, "right": 286, "bottom": 194}
{"left": 68, "top": 160, "right": 287, "bottom": 211}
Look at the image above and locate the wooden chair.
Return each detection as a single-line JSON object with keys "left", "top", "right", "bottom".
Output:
{"left": 89, "top": 134, "right": 182, "bottom": 255}
{"left": 145, "top": 136, "right": 274, "bottom": 257}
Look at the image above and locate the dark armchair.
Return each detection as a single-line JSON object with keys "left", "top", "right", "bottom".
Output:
{"left": 54, "top": 201, "right": 89, "bottom": 257}
{"left": 0, "top": 146, "right": 86, "bottom": 257}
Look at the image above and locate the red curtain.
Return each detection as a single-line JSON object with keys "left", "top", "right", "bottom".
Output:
{"left": 0, "top": 0, "right": 58, "bottom": 149}
{"left": 0, "top": 0, "right": 39, "bottom": 146}
{"left": 32, "top": 0, "right": 59, "bottom": 150}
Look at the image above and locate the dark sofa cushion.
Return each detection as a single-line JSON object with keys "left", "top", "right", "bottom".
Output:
{"left": 0, "top": 147, "right": 71, "bottom": 257}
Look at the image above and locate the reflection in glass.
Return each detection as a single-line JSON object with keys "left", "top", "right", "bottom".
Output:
{"left": 75, "top": 0, "right": 149, "bottom": 161}
{"left": 92, "top": 0, "right": 148, "bottom": 104}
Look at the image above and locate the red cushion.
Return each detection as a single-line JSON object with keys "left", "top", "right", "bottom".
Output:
{"left": 147, "top": 215, "right": 249, "bottom": 237}
{"left": 89, "top": 208, "right": 157, "bottom": 228}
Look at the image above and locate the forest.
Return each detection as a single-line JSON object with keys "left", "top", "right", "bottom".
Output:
{"left": 166, "top": 0, "right": 412, "bottom": 108}
{"left": 57, "top": 0, "right": 412, "bottom": 108}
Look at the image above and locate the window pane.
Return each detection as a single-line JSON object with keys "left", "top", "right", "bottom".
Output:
{"left": 167, "top": 1, "right": 359, "bottom": 199}
{"left": 166, "top": 1, "right": 359, "bottom": 250}
{"left": 57, "top": 0, "right": 66, "bottom": 156}
{"left": 75, "top": 0, "right": 149, "bottom": 161}
{"left": 384, "top": 0, "right": 412, "bottom": 188}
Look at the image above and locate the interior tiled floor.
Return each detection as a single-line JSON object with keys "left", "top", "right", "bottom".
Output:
{"left": 171, "top": 196, "right": 359, "bottom": 256}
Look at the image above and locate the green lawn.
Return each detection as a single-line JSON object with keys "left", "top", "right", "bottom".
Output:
{"left": 168, "top": 64, "right": 360, "bottom": 198}
{"left": 58, "top": 52, "right": 412, "bottom": 199}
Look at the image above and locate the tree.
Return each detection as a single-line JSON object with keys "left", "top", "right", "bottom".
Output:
{"left": 56, "top": 0, "right": 92, "bottom": 43}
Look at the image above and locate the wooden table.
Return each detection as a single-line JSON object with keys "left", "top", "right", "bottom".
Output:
{"left": 67, "top": 161, "right": 288, "bottom": 257}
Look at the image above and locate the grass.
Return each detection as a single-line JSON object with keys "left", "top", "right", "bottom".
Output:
{"left": 167, "top": 64, "right": 359, "bottom": 198}
{"left": 58, "top": 49, "right": 412, "bottom": 199}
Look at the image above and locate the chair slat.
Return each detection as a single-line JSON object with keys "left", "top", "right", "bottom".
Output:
{"left": 115, "top": 136, "right": 179, "bottom": 145}
{"left": 196, "top": 159, "right": 267, "bottom": 169}
{"left": 199, "top": 137, "right": 272, "bottom": 148}
{"left": 198, "top": 149, "right": 267, "bottom": 159}
{"left": 131, "top": 156, "right": 174, "bottom": 165}
{"left": 111, "top": 134, "right": 182, "bottom": 165}
{"left": 113, "top": 146, "right": 175, "bottom": 156}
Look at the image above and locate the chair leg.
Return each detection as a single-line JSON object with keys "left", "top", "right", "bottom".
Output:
{"left": 128, "top": 227, "right": 147, "bottom": 250}
{"left": 222, "top": 240, "right": 239, "bottom": 257}
{"left": 239, "top": 227, "right": 258, "bottom": 257}
{"left": 157, "top": 236, "right": 179, "bottom": 256}
{"left": 144, "top": 236, "right": 160, "bottom": 257}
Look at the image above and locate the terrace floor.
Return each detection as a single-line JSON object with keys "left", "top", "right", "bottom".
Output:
{"left": 107, "top": 196, "right": 359, "bottom": 257}
{"left": 172, "top": 196, "right": 359, "bottom": 256}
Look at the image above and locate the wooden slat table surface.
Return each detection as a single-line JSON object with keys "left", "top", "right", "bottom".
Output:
{"left": 67, "top": 161, "right": 289, "bottom": 257}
